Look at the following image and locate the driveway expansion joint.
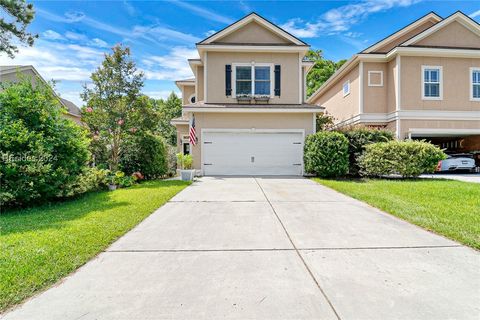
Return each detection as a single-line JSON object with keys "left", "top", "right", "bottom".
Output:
{"left": 254, "top": 177, "right": 342, "bottom": 320}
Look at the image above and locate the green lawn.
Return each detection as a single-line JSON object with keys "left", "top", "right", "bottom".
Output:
{"left": 314, "top": 178, "right": 480, "bottom": 249}
{"left": 0, "top": 180, "right": 189, "bottom": 312}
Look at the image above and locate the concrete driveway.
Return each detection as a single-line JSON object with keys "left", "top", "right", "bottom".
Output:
{"left": 3, "top": 177, "right": 479, "bottom": 320}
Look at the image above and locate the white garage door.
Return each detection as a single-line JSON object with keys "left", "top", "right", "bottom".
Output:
{"left": 202, "top": 131, "right": 304, "bottom": 176}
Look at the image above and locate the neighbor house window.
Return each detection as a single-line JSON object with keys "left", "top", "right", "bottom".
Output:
{"left": 343, "top": 80, "right": 350, "bottom": 97}
{"left": 234, "top": 64, "right": 272, "bottom": 96}
{"left": 471, "top": 68, "right": 480, "bottom": 101}
{"left": 422, "top": 66, "right": 442, "bottom": 100}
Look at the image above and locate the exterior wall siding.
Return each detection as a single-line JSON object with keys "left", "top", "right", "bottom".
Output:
{"left": 181, "top": 85, "right": 195, "bottom": 105}
{"left": 311, "top": 65, "right": 359, "bottom": 125}
{"left": 197, "top": 66, "right": 204, "bottom": 102}
{"left": 214, "top": 21, "right": 291, "bottom": 44}
{"left": 401, "top": 56, "right": 480, "bottom": 111}
{"left": 363, "top": 62, "right": 388, "bottom": 113}
{"left": 415, "top": 21, "right": 480, "bottom": 49}
{"left": 206, "top": 51, "right": 300, "bottom": 105}
{"left": 399, "top": 119, "right": 480, "bottom": 139}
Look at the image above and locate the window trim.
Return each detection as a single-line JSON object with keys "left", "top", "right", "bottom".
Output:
{"left": 181, "top": 135, "right": 190, "bottom": 155}
{"left": 470, "top": 67, "right": 480, "bottom": 102}
{"left": 421, "top": 65, "right": 443, "bottom": 100}
{"left": 343, "top": 80, "right": 350, "bottom": 97}
{"left": 368, "top": 70, "right": 383, "bottom": 87}
{"left": 232, "top": 62, "right": 274, "bottom": 97}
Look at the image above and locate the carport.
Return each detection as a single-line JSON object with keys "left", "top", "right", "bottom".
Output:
{"left": 407, "top": 129, "right": 480, "bottom": 153}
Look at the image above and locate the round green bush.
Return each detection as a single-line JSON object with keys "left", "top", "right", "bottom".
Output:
{"left": 0, "top": 79, "right": 91, "bottom": 207}
{"left": 358, "top": 140, "right": 447, "bottom": 178}
{"left": 120, "top": 133, "right": 168, "bottom": 179}
{"left": 304, "top": 131, "right": 349, "bottom": 178}
{"left": 341, "top": 127, "right": 394, "bottom": 176}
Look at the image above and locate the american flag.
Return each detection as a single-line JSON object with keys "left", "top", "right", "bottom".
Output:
{"left": 189, "top": 114, "right": 197, "bottom": 146}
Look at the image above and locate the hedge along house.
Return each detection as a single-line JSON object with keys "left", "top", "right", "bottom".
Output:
{"left": 308, "top": 11, "right": 480, "bottom": 153}
{"left": 171, "top": 13, "right": 322, "bottom": 176}
{"left": 0, "top": 65, "right": 82, "bottom": 125}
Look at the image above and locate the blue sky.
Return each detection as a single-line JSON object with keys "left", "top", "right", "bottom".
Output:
{"left": 1, "top": 0, "right": 479, "bottom": 107}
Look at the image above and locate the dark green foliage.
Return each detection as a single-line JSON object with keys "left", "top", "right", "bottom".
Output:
{"left": 155, "top": 92, "right": 182, "bottom": 146}
{"left": 0, "top": 0, "right": 38, "bottom": 57}
{"left": 306, "top": 49, "right": 346, "bottom": 97}
{"left": 340, "top": 127, "right": 395, "bottom": 176}
{"left": 120, "top": 133, "right": 168, "bottom": 179}
{"left": 359, "top": 140, "right": 447, "bottom": 178}
{"left": 304, "top": 131, "right": 349, "bottom": 178}
{"left": 0, "top": 79, "right": 91, "bottom": 207}
{"left": 315, "top": 113, "right": 335, "bottom": 132}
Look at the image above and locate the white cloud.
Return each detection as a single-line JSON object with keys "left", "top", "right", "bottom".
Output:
{"left": 89, "top": 38, "right": 109, "bottom": 48}
{"left": 133, "top": 25, "right": 200, "bottom": 44}
{"left": 142, "top": 47, "right": 199, "bottom": 81}
{"left": 123, "top": 0, "right": 136, "bottom": 16}
{"left": 281, "top": 0, "right": 422, "bottom": 38}
{"left": 205, "top": 30, "right": 216, "bottom": 37}
{"left": 143, "top": 90, "right": 181, "bottom": 100}
{"left": 0, "top": 39, "right": 104, "bottom": 82}
{"left": 42, "top": 30, "right": 64, "bottom": 40}
{"left": 65, "top": 31, "right": 88, "bottom": 41}
{"left": 170, "top": 0, "right": 233, "bottom": 24}
{"left": 64, "top": 10, "right": 86, "bottom": 22}
{"left": 470, "top": 10, "right": 480, "bottom": 19}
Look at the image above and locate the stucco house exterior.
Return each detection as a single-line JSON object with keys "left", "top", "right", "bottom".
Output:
{"left": 0, "top": 65, "right": 82, "bottom": 124}
{"left": 308, "top": 11, "right": 480, "bottom": 153}
{"left": 172, "top": 13, "right": 322, "bottom": 176}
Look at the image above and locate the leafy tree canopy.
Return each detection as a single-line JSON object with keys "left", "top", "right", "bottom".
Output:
{"left": 155, "top": 92, "right": 182, "bottom": 146}
{"left": 81, "top": 45, "right": 155, "bottom": 170}
{"left": 306, "top": 49, "right": 346, "bottom": 98}
{"left": 0, "top": 0, "right": 38, "bottom": 58}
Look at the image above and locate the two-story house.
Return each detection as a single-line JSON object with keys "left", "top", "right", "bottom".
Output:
{"left": 308, "top": 11, "right": 480, "bottom": 153}
{"left": 172, "top": 13, "right": 322, "bottom": 176}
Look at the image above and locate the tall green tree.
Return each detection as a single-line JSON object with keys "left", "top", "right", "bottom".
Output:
{"left": 156, "top": 92, "right": 182, "bottom": 146}
{"left": 0, "top": 0, "right": 38, "bottom": 58}
{"left": 81, "top": 45, "right": 152, "bottom": 171}
{"left": 306, "top": 49, "right": 346, "bottom": 98}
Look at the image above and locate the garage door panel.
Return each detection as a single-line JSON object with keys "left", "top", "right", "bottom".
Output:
{"left": 203, "top": 131, "right": 303, "bottom": 176}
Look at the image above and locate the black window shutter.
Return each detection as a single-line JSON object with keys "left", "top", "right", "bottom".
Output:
{"left": 225, "top": 65, "right": 232, "bottom": 96}
{"left": 274, "top": 65, "right": 281, "bottom": 96}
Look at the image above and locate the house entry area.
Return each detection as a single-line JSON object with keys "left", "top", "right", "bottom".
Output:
{"left": 202, "top": 130, "right": 304, "bottom": 176}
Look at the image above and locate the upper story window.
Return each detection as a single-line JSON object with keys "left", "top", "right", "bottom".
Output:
{"left": 235, "top": 66, "right": 252, "bottom": 95}
{"left": 254, "top": 66, "right": 271, "bottom": 95}
{"left": 470, "top": 68, "right": 480, "bottom": 101}
{"left": 234, "top": 63, "right": 272, "bottom": 97}
{"left": 422, "top": 66, "right": 442, "bottom": 100}
{"left": 343, "top": 80, "right": 350, "bottom": 97}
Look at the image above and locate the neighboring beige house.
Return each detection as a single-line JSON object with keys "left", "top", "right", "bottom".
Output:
{"left": 308, "top": 11, "right": 480, "bottom": 153}
{"left": 172, "top": 13, "right": 321, "bottom": 175}
{"left": 0, "top": 65, "right": 82, "bottom": 124}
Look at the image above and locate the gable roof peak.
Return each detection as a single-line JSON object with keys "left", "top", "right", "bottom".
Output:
{"left": 197, "top": 11, "right": 308, "bottom": 46}
{"left": 401, "top": 10, "right": 480, "bottom": 47}
{"left": 362, "top": 11, "right": 442, "bottom": 53}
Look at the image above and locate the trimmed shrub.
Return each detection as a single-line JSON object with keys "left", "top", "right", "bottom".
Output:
{"left": 341, "top": 127, "right": 394, "bottom": 176}
{"left": 358, "top": 140, "right": 447, "bottom": 178}
{"left": 304, "top": 131, "right": 349, "bottom": 178}
{"left": 0, "top": 79, "right": 91, "bottom": 207}
{"left": 120, "top": 133, "right": 168, "bottom": 179}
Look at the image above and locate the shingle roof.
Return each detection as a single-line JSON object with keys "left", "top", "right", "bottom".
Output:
{"left": 60, "top": 98, "right": 81, "bottom": 117}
